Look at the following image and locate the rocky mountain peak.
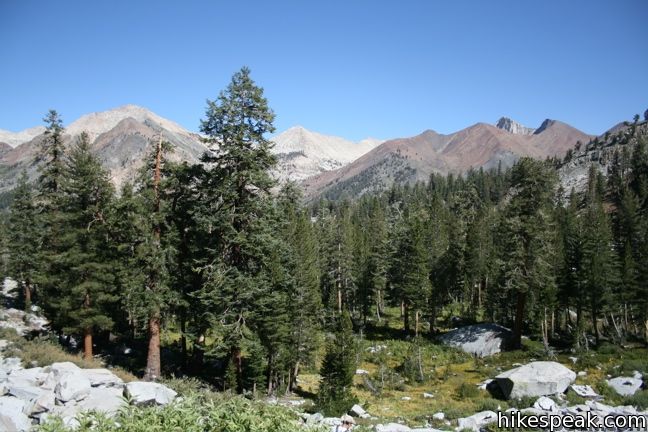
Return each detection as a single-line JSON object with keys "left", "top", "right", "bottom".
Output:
{"left": 534, "top": 119, "right": 557, "bottom": 135}
{"left": 495, "top": 117, "right": 536, "bottom": 135}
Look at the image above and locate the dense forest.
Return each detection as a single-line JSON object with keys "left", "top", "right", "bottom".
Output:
{"left": 1, "top": 68, "right": 647, "bottom": 413}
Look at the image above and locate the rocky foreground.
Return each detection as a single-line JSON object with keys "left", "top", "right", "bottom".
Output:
{"left": 1, "top": 303, "right": 647, "bottom": 431}
{"left": 0, "top": 345, "right": 177, "bottom": 431}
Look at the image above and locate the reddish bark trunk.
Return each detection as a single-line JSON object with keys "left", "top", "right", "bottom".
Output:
{"left": 144, "top": 311, "right": 161, "bottom": 380}
{"left": 513, "top": 291, "right": 526, "bottom": 349}
{"left": 83, "top": 328, "right": 93, "bottom": 360}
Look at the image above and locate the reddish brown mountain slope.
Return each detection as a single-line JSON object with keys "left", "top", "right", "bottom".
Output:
{"left": 302, "top": 119, "right": 592, "bottom": 200}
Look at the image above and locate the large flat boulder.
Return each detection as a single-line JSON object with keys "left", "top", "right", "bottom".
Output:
{"left": 124, "top": 381, "right": 176, "bottom": 406}
{"left": 55, "top": 371, "right": 91, "bottom": 402}
{"left": 77, "top": 387, "right": 125, "bottom": 415}
{"left": 82, "top": 368, "right": 124, "bottom": 388}
{"left": 438, "top": 323, "right": 512, "bottom": 357}
{"left": 495, "top": 361, "right": 576, "bottom": 399}
{"left": 607, "top": 377, "right": 643, "bottom": 396}
{"left": 0, "top": 396, "right": 31, "bottom": 431}
{"left": 457, "top": 410, "right": 498, "bottom": 431}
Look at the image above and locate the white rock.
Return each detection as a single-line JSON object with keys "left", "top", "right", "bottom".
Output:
{"left": 633, "top": 370, "right": 643, "bottom": 380}
{"left": 439, "top": 323, "right": 512, "bottom": 357}
{"left": 0, "top": 396, "right": 31, "bottom": 431}
{"left": 477, "top": 379, "right": 493, "bottom": 390}
{"left": 55, "top": 371, "right": 91, "bottom": 402}
{"left": 570, "top": 384, "right": 599, "bottom": 398}
{"left": 349, "top": 403, "right": 367, "bottom": 417}
{"left": 375, "top": 423, "right": 411, "bottom": 432}
{"left": 533, "top": 396, "right": 557, "bottom": 412}
{"left": 401, "top": 396, "right": 411, "bottom": 401}
{"left": 125, "top": 381, "right": 177, "bottom": 405}
{"left": 81, "top": 368, "right": 124, "bottom": 387}
{"left": 423, "top": 392, "right": 434, "bottom": 398}
{"left": 607, "top": 377, "right": 643, "bottom": 396}
{"left": 77, "top": 386, "right": 125, "bottom": 416}
{"left": 577, "top": 371, "right": 587, "bottom": 377}
{"left": 0, "top": 357, "right": 23, "bottom": 374}
{"left": 495, "top": 361, "right": 576, "bottom": 399}
{"left": 585, "top": 400, "right": 615, "bottom": 414}
{"left": 432, "top": 412, "right": 445, "bottom": 420}
{"left": 355, "top": 369, "right": 369, "bottom": 375}
{"left": 457, "top": 410, "right": 497, "bottom": 431}
{"left": 0, "top": 340, "right": 9, "bottom": 351}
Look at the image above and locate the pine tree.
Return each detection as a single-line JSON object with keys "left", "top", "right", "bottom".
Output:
{"left": 36, "top": 110, "right": 70, "bottom": 335}
{"left": 113, "top": 139, "right": 175, "bottom": 380}
{"left": 499, "top": 158, "right": 557, "bottom": 348}
{"left": 197, "top": 66, "right": 278, "bottom": 391}
{"left": 580, "top": 168, "right": 619, "bottom": 345}
{"left": 7, "top": 171, "right": 39, "bottom": 309}
{"left": 317, "top": 311, "right": 358, "bottom": 416}
{"left": 277, "top": 184, "right": 322, "bottom": 391}
{"left": 56, "top": 133, "right": 117, "bottom": 359}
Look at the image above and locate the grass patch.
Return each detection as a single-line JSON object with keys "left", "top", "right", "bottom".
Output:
{"left": 624, "top": 390, "right": 648, "bottom": 410}
{"left": 0, "top": 328, "right": 136, "bottom": 382}
{"left": 455, "top": 382, "right": 480, "bottom": 399}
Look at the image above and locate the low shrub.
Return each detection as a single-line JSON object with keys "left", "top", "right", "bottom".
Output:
{"left": 507, "top": 396, "right": 537, "bottom": 409}
{"left": 477, "top": 397, "right": 507, "bottom": 412}
{"left": 37, "top": 394, "right": 327, "bottom": 432}
{"left": 624, "top": 390, "right": 648, "bottom": 410}
{"left": 455, "top": 382, "right": 479, "bottom": 399}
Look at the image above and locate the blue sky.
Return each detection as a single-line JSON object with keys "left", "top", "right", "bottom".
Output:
{"left": 1, "top": 1, "right": 647, "bottom": 141}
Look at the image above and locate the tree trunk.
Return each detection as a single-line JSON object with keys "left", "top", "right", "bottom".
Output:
{"left": 144, "top": 136, "right": 163, "bottom": 382}
{"left": 180, "top": 309, "right": 187, "bottom": 367}
{"left": 403, "top": 302, "right": 410, "bottom": 332}
{"left": 83, "top": 327, "right": 93, "bottom": 360}
{"left": 592, "top": 305, "right": 600, "bottom": 346}
{"left": 144, "top": 310, "right": 161, "bottom": 381}
{"left": 232, "top": 346, "right": 243, "bottom": 393}
{"left": 429, "top": 302, "right": 436, "bottom": 336}
{"left": 512, "top": 290, "right": 526, "bottom": 349}
{"left": 23, "top": 278, "right": 32, "bottom": 309}
{"left": 415, "top": 310, "right": 419, "bottom": 337}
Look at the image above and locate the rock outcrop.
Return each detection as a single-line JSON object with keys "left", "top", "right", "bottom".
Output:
{"left": 0, "top": 355, "right": 177, "bottom": 430}
{"left": 439, "top": 323, "right": 512, "bottom": 357}
{"left": 495, "top": 361, "right": 576, "bottom": 399}
{"left": 607, "top": 376, "right": 643, "bottom": 396}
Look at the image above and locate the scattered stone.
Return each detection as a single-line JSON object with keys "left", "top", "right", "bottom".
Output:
{"left": 633, "top": 370, "right": 643, "bottom": 380}
{"left": 495, "top": 361, "right": 576, "bottom": 399}
{"left": 55, "top": 371, "right": 91, "bottom": 402}
{"left": 457, "top": 410, "right": 497, "bottom": 431}
{"left": 349, "top": 403, "right": 370, "bottom": 418}
{"left": 0, "top": 339, "right": 9, "bottom": 351}
{"left": 577, "top": 371, "right": 587, "bottom": 377}
{"left": 0, "top": 396, "right": 31, "bottom": 431}
{"left": 606, "top": 377, "right": 643, "bottom": 396}
{"left": 570, "top": 384, "right": 599, "bottom": 399}
{"left": 77, "top": 387, "right": 125, "bottom": 415}
{"left": 432, "top": 412, "right": 444, "bottom": 420}
{"left": 0, "top": 357, "right": 23, "bottom": 374}
{"left": 401, "top": 396, "right": 411, "bottom": 401}
{"left": 568, "top": 356, "right": 578, "bottom": 364}
{"left": 82, "top": 368, "right": 124, "bottom": 387}
{"left": 438, "top": 323, "right": 512, "bottom": 357}
{"left": 366, "top": 345, "right": 387, "bottom": 354}
{"left": 375, "top": 423, "right": 411, "bottom": 432}
{"left": 355, "top": 368, "right": 369, "bottom": 375}
{"left": 125, "top": 381, "right": 177, "bottom": 406}
{"left": 304, "top": 412, "right": 323, "bottom": 425}
{"left": 477, "top": 378, "right": 493, "bottom": 390}
{"left": 533, "top": 396, "right": 558, "bottom": 412}
{"left": 423, "top": 392, "right": 434, "bottom": 398}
